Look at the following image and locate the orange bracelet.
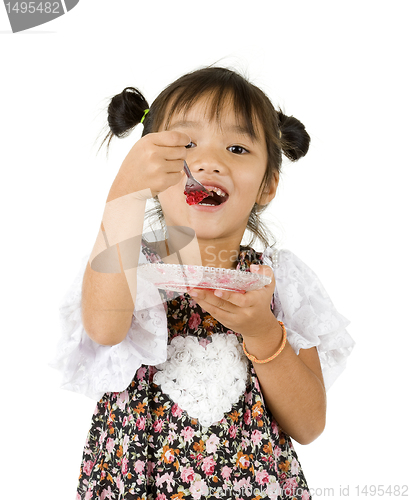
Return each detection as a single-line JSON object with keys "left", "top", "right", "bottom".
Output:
{"left": 242, "top": 321, "right": 287, "bottom": 364}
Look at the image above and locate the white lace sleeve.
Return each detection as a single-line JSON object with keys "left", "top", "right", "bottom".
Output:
{"left": 262, "top": 247, "right": 354, "bottom": 390}
{"left": 49, "top": 250, "right": 168, "bottom": 400}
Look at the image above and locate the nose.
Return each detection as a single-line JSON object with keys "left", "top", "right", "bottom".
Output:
{"left": 189, "top": 150, "right": 226, "bottom": 175}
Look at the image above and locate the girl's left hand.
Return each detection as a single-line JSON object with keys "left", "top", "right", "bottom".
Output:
{"left": 189, "top": 264, "right": 277, "bottom": 339}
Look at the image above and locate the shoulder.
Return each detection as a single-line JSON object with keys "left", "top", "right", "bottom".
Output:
{"left": 263, "top": 247, "right": 317, "bottom": 283}
{"left": 262, "top": 246, "right": 354, "bottom": 390}
{"left": 266, "top": 246, "right": 339, "bottom": 318}
{"left": 264, "top": 247, "right": 327, "bottom": 293}
{"left": 277, "top": 249, "right": 318, "bottom": 274}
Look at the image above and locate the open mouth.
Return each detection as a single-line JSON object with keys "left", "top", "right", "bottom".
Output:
{"left": 197, "top": 186, "right": 229, "bottom": 206}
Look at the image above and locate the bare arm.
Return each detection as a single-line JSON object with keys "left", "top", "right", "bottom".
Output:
{"left": 81, "top": 190, "right": 147, "bottom": 346}
{"left": 241, "top": 321, "right": 326, "bottom": 445}
{"left": 81, "top": 131, "right": 190, "bottom": 346}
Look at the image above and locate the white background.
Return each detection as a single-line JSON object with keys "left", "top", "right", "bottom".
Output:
{"left": 1, "top": 1, "right": 409, "bottom": 498}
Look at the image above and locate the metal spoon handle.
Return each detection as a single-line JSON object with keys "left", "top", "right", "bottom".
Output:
{"left": 183, "top": 161, "right": 210, "bottom": 194}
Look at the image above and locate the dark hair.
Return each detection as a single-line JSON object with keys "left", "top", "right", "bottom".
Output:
{"left": 102, "top": 67, "right": 310, "bottom": 247}
{"left": 101, "top": 87, "right": 149, "bottom": 150}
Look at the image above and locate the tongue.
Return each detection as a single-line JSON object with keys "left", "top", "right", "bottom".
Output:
{"left": 198, "top": 196, "right": 219, "bottom": 206}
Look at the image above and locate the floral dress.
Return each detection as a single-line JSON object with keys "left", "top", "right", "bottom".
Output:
{"left": 51, "top": 243, "right": 354, "bottom": 500}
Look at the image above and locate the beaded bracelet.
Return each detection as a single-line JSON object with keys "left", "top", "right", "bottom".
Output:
{"left": 242, "top": 321, "right": 287, "bottom": 364}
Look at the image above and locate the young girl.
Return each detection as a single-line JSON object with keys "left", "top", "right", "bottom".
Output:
{"left": 52, "top": 67, "right": 354, "bottom": 499}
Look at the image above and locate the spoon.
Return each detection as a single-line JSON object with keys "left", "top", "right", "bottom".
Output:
{"left": 183, "top": 161, "right": 211, "bottom": 205}
{"left": 183, "top": 161, "right": 210, "bottom": 196}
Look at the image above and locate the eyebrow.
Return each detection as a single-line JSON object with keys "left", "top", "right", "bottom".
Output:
{"left": 167, "top": 120, "right": 253, "bottom": 138}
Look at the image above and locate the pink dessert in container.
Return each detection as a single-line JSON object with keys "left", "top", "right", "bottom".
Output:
{"left": 138, "top": 264, "right": 271, "bottom": 294}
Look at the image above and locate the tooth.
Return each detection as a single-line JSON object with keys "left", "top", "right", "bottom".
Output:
{"left": 212, "top": 188, "right": 225, "bottom": 197}
{"left": 206, "top": 186, "right": 227, "bottom": 197}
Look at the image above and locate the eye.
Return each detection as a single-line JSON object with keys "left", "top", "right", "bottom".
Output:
{"left": 228, "top": 145, "right": 249, "bottom": 155}
{"left": 185, "top": 141, "right": 196, "bottom": 149}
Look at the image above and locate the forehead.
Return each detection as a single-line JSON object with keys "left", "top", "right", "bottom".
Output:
{"left": 163, "top": 91, "right": 263, "bottom": 140}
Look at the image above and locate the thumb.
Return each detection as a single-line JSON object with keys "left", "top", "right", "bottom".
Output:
{"left": 249, "top": 263, "right": 272, "bottom": 276}
{"left": 250, "top": 264, "right": 276, "bottom": 289}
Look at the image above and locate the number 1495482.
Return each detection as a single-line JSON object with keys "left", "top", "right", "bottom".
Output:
{"left": 355, "top": 485, "right": 408, "bottom": 496}
{"left": 5, "top": 2, "right": 61, "bottom": 14}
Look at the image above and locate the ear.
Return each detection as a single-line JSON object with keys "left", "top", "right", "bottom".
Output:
{"left": 257, "top": 172, "right": 279, "bottom": 205}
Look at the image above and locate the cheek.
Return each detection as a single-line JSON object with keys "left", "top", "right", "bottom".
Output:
{"left": 240, "top": 172, "right": 265, "bottom": 199}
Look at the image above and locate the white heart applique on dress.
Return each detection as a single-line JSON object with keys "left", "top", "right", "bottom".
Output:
{"left": 153, "top": 333, "right": 249, "bottom": 427}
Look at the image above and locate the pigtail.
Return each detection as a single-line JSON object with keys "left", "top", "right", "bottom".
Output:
{"left": 277, "top": 110, "right": 310, "bottom": 161}
{"left": 100, "top": 87, "right": 149, "bottom": 150}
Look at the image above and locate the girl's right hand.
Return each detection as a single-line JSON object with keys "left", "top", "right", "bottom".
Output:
{"left": 109, "top": 131, "right": 191, "bottom": 199}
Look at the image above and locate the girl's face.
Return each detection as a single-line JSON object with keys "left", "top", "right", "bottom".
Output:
{"left": 158, "top": 96, "right": 278, "bottom": 254}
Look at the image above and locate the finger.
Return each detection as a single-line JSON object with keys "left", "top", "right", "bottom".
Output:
{"left": 150, "top": 155, "right": 185, "bottom": 174}
{"left": 191, "top": 297, "right": 236, "bottom": 326}
{"left": 213, "top": 289, "right": 248, "bottom": 307}
{"left": 164, "top": 170, "right": 185, "bottom": 182}
{"left": 153, "top": 146, "right": 188, "bottom": 162}
{"left": 152, "top": 131, "right": 191, "bottom": 147}
{"left": 189, "top": 289, "right": 238, "bottom": 313}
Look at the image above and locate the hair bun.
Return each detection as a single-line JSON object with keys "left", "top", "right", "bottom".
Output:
{"left": 107, "top": 87, "right": 149, "bottom": 138}
{"left": 277, "top": 110, "right": 310, "bottom": 161}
